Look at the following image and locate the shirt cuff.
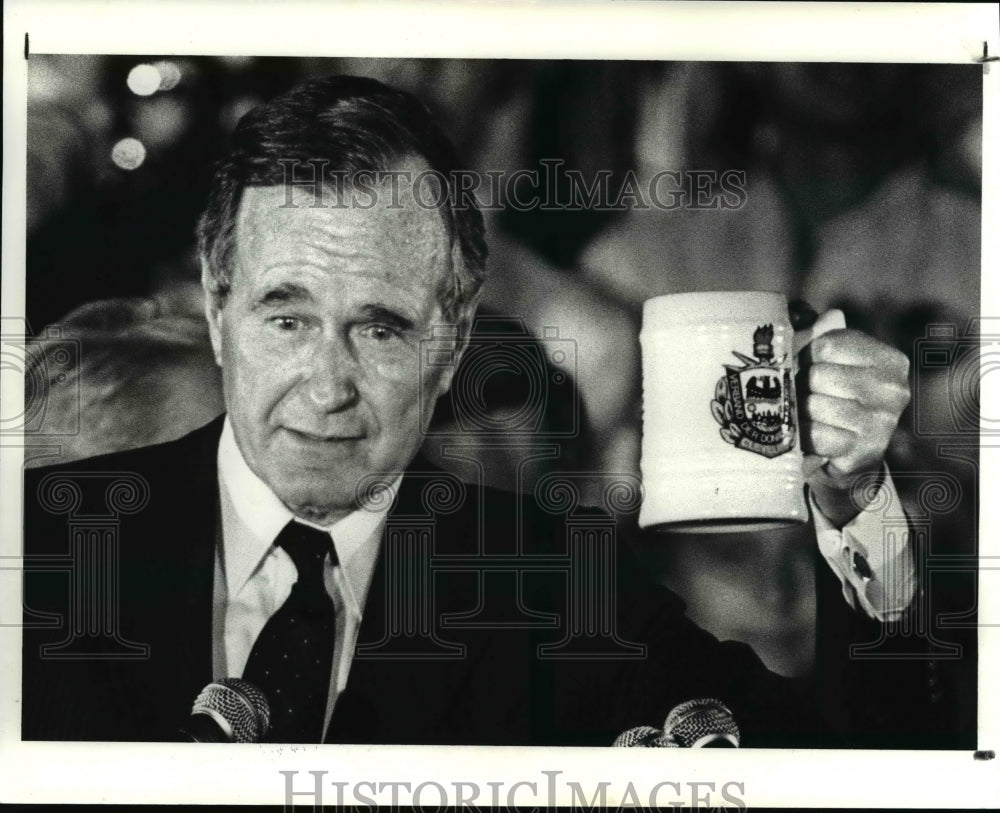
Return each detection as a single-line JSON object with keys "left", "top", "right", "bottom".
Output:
{"left": 810, "top": 465, "right": 916, "bottom": 623}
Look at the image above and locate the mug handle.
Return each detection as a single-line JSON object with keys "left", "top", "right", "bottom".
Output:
{"left": 792, "top": 308, "right": 847, "bottom": 478}
{"left": 792, "top": 307, "right": 846, "bottom": 357}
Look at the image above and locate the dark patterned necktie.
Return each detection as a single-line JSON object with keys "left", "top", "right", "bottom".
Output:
{"left": 242, "top": 520, "right": 337, "bottom": 743}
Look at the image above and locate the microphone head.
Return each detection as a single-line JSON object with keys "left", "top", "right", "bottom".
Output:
{"left": 612, "top": 725, "right": 678, "bottom": 748}
{"left": 662, "top": 698, "right": 740, "bottom": 748}
{"left": 190, "top": 678, "right": 271, "bottom": 743}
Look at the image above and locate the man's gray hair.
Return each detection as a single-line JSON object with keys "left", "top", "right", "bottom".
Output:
{"left": 196, "top": 74, "right": 488, "bottom": 323}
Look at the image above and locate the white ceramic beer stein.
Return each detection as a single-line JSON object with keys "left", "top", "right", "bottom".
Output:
{"left": 638, "top": 291, "right": 844, "bottom": 532}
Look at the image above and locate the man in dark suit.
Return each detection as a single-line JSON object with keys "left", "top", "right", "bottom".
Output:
{"left": 22, "top": 75, "right": 931, "bottom": 746}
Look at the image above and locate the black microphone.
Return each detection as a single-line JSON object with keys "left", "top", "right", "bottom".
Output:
{"left": 179, "top": 678, "right": 271, "bottom": 742}
{"left": 612, "top": 698, "right": 739, "bottom": 748}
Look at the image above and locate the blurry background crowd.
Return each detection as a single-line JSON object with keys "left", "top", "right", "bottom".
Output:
{"left": 22, "top": 56, "right": 981, "bottom": 714}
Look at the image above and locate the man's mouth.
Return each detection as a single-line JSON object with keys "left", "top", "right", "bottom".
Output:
{"left": 283, "top": 427, "right": 366, "bottom": 444}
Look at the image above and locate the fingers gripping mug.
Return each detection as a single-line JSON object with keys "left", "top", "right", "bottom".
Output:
{"left": 638, "top": 291, "right": 844, "bottom": 533}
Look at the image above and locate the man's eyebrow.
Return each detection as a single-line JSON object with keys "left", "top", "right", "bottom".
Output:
{"left": 360, "top": 304, "right": 416, "bottom": 332}
{"left": 250, "top": 282, "right": 315, "bottom": 309}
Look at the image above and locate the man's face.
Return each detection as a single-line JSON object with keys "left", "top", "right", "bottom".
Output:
{"left": 206, "top": 176, "right": 462, "bottom": 522}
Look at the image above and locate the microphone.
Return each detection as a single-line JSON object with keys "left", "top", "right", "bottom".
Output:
{"left": 663, "top": 698, "right": 739, "bottom": 747}
{"left": 612, "top": 698, "right": 739, "bottom": 748}
{"left": 612, "top": 725, "right": 677, "bottom": 748}
{"left": 179, "top": 678, "right": 271, "bottom": 743}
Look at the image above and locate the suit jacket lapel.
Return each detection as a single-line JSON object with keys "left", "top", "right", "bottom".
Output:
{"left": 327, "top": 458, "right": 485, "bottom": 743}
{"left": 105, "top": 416, "right": 223, "bottom": 738}
{"left": 156, "top": 416, "right": 223, "bottom": 714}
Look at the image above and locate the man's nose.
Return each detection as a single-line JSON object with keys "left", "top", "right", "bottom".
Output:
{"left": 303, "top": 336, "right": 359, "bottom": 412}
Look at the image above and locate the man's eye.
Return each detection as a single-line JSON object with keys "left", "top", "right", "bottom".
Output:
{"left": 270, "top": 316, "right": 302, "bottom": 331}
{"left": 363, "top": 324, "right": 401, "bottom": 342}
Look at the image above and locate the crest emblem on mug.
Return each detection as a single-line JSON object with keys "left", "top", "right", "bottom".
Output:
{"left": 710, "top": 324, "right": 796, "bottom": 458}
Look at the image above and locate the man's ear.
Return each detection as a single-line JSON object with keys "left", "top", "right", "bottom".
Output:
{"left": 201, "top": 260, "right": 225, "bottom": 367}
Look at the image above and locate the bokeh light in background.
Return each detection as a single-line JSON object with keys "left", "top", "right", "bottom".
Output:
{"left": 111, "top": 137, "right": 146, "bottom": 170}
{"left": 126, "top": 63, "right": 161, "bottom": 96}
{"left": 133, "top": 95, "right": 190, "bottom": 148}
{"left": 127, "top": 60, "right": 184, "bottom": 95}
{"left": 154, "top": 60, "right": 183, "bottom": 91}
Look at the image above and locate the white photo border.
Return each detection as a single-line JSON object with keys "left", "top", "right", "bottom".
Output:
{"left": 2, "top": 0, "right": 998, "bottom": 807}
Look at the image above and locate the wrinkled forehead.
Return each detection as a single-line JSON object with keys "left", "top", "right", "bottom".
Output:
{"left": 234, "top": 156, "right": 456, "bottom": 283}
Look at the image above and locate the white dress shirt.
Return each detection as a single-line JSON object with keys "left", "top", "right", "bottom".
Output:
{"left": 812, "top": 464, "right": 916, "bottom": 622}
{"left": 212, "top": 418, "right": 395, "bottom": 736}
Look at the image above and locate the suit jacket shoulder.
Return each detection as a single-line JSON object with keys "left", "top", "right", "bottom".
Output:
{"left": 22, "top": 417, "right": 224, "bottom": 740}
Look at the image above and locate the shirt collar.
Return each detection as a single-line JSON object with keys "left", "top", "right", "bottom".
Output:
{"left": 216, "top": 417, "right": 398, "bottom": 612}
